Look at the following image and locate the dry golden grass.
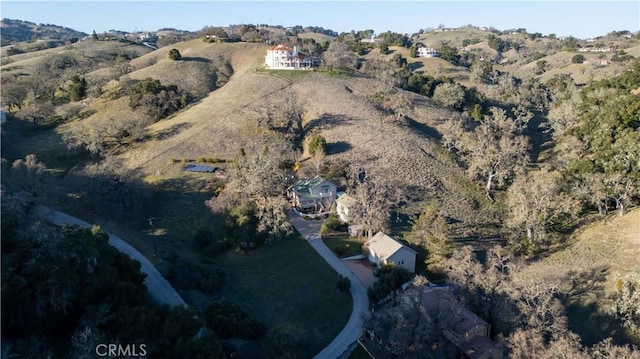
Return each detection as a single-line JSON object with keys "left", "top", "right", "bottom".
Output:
{"left": 516, "top": 209, "right": 640, "bottom": 344}
{"left": 415, "top": 27, "right": 491, "bottom": 47}
{"left": 297, "top": 32, "right": 335, "bottom": 43}
{"left": 531, "top": 209, "right": 640, "bottom": 293}
{"left": 116, "top": 47, "right": 496, "bottom": 233}
{"left": 362, "top": 46, "right": 472, "bottom": 85}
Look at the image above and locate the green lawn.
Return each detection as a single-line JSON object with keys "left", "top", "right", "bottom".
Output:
{"left": 212, "top": 234, "right": 353, "bottom": 357}
{"left": 349, "top": 344, "right": 373, "bottom": 359}
{"left": 256, "top": 67, "right": 314, "bottom": 81}
{"left": 323, "top": 232, "right": 365, "bottom": 258}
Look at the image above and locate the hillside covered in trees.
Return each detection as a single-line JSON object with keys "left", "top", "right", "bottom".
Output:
{"left": 1, "top": 18, "right": 639, "bottom": 358}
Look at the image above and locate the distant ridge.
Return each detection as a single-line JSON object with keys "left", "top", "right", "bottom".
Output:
{"left": 1, "top": 18, "right": 88, "bottom": 46}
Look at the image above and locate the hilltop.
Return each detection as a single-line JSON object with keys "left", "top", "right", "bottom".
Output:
{"left": 1, "top": 18, "right": 87, "bottom": 46}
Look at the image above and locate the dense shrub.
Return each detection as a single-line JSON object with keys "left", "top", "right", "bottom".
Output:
{"left": 337, "top": 275, "right": 351, "bottom": 292}
{"left": 307, "top": 135, "right": 327, "bottom": 155}
{"left": 168, "top": 261, "right": 224, "bottom": 294}
{"left": 204, "top": 301, "right": 267, "bottom": 339}
{"left": 571, "top": 54, "right": 585, "bottom": 64}
{"left": 321, "top": 210, "right": 345, "bottom": 236}
{"left": 128, "top": 77, "right": 188, "bottom": 121}
{"left": 168, "top": 48, "right": 182, "bottom": 60}
{"left": 367, "top": 265, "right": 412, "bottom": 304}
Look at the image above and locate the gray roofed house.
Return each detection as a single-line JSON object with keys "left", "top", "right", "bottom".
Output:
{"left": 365, "top": 232, "right": 417, "bottom": 273}
{"left": 286, "top": 175, "right": 336, "bottom": 212}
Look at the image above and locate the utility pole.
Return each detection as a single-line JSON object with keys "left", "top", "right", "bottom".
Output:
{"left": 148, "top": 216, "right": 158, "bottom": 258}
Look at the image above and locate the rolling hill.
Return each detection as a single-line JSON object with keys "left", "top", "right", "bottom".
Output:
{"left": 64, "top": 39, "right": 499, "bottom": 239}
{"left": 1, "top": 18, "right": 87, "bottom": 46}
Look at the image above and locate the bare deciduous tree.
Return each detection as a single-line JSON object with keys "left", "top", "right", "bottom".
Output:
{"left": 229, "top": 147, "right": 292, "bottom": 242}
{"left": 63, "top": 117, "right": 146, "bottom": 155}
{"left": 460, "top": 107, "right": 530, "bottom": 198}
{"left": 506, "top": 169, "right": 579, "bottom": 247}
{"left": 322, "top": 41, "right": 357, "bottom": 71}
{"left": 347, "top": 167, "right": 396, "bottom": 238}
{"left": 9, "top": 154, "right": 49, "bottom": 204}
{"left": 609, "top": 268, "right": 640, "bottom": 332}
{"left": 432, "top": 82, "right": 465, "bottom": 110}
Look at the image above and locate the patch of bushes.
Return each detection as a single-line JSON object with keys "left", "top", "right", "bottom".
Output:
{"left": 337, "top": 275, "right": 351, "bottom": 292}
{"left": 204, "top": 300, "right": 267, "bottom": 340}
{"left": 367, "top": 265, "right": 412, "bottom": 304}
{"left": 128, "top": 77, "right": 188, "bottom": 121}
{"left": 320, "top": 210, "right": 346, "bottom": 236}
{"left": 307, "top": 134, "right": 327, "bottom": 155}
{"left": 206, "top": 157, "right": 226, "bottom": 163}
{"left": 571, "top": 54, "right": 585, "bottom": 64}
{"left": 194, "top": 227, "right": 233, "bottom": 255}
{"left": 168, "top": 261, "right": 225, "bottom": 294}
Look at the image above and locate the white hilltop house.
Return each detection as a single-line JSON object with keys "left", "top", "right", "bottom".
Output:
{"left": 417, "top": 46, "right": 440, "bottom": 58}
{"left": 265, "top": 44, "right": 314, "bottom": 70}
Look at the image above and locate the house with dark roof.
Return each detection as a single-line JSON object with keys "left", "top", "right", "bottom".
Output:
{"left": 421, "top": 287, "right": 503, "bottom": 359}
{"left": 265, "top": 44, "right": 315, "bottom": 69}
{"left": 286, "top": 175, "right": 336, "bottom": 212}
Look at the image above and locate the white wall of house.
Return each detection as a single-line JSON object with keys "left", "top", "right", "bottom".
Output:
{"left": 418, "top": 47, "right": 440, "bottom": 58}
{"left": 387, "top": 247, "right": 417, "bottom": 273}
{"left": 337, "top": 202, "right": 349, "bottom": 222}
{"left": 368, "top": 248, "right": 382, "bottom": 267}
{"left": 310, "top": 180, "right": 336, "bottom": 198}
{"left": 368, "top": 246, "right": 416, "bottom": 273}
{"left": 265, "top": 45, "right": 313, "bottom": 69}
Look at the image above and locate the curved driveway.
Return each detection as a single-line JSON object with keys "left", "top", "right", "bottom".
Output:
{"left": 288, "top": 214, "right": 369, "bottom": 359}
{"left": 37, "top": 206, "right": 186, "bottom": 307}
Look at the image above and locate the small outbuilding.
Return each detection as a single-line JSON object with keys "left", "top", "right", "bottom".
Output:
{"left": 183, "top": 164, "right": 216, "bottom": 173}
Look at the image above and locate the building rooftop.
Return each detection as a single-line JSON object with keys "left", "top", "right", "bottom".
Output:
{"left": 183, "top": 164, "right": 216, "bottom": 173}
{"left": 459, "top": 335, "right": 503, "bottom": 359}
{"left": 270, "top": 44, "right": 295, "bottom": 51}
{"left": 336, "top": 192, "right": 358, "bottom": 208}
{"left": 421, "top": 287, "right": 488, "bottom": 334}
{"left": 366, "top": 232, "right": 417, "bottom": 259}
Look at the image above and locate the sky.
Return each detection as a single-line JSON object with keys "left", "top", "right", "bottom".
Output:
{"left": 1, "top": 1, "right": 638, "bottom": 39}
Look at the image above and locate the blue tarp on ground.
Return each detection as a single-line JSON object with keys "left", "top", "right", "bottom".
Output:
{"left": 183, "top": 164, "right": 216, "bottom": 173}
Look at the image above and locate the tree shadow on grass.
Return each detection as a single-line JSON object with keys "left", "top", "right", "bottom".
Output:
{"left": 325, "top": 141, "right": 352, "bottom": 155}
{"left": 563, "top": 266, "right": 634, "bottom": 346}
{"left": 408, "top": 62, "right": 423, "bottom": 71}
{"left": 147, "top": 122, "right": 193, "bottom": 141}
{"left": 304, "top": 114, "right": 353, "bottom": 133}
{"left": 181, "top": 57, "right": 212, "bottom": 63}
{"left": 404, "top": 116, "right": 442, "bottom": 141}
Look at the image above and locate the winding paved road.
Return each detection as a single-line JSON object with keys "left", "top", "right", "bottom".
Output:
{"left": 288, "top": 214, "right": 370, "bottom": 359}
{"left": 37, "top": 206, "right": 186, "bottom": 307}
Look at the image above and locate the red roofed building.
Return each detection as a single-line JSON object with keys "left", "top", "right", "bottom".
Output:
{"left": 265, "top": 44, "right": 314, "bottom": 69}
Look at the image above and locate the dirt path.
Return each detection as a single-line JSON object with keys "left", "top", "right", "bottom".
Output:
{"left": 37, "top": 206, "right": 186, "bottom": 307}
{"left": 288, "top": 213, "right": 370, "bottom": 359}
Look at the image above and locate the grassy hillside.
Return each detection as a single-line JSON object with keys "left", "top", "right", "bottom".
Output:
{"left": 97, "top": 41, "right": 498, "bottom": 240}
{"left": 517, "top": 209, "right": 640, "bottom": 345}
{"left": 414, "top": 27, "right": 491, "bottom": 47}
{"left": 1, "top": 18, "right": 87, "bottom": 46}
